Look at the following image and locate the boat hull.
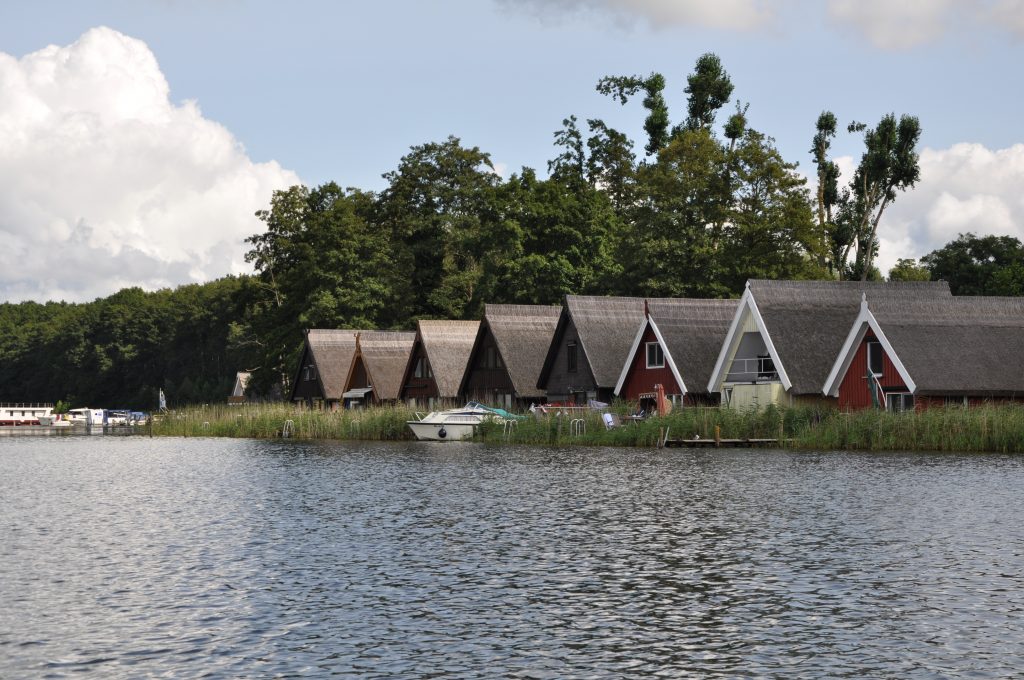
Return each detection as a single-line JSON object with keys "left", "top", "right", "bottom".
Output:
{"left": 407, "top": 421, "right": 478, "bottom": 441}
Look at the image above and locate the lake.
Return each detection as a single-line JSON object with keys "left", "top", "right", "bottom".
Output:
{"left": 2, "top": 436, "right": 1023, "bottom": 678}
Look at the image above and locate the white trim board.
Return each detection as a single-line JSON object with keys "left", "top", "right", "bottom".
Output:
{"left": 613, "top": 317, "right": 687, "bottom": 397}
{"left": 706, "top": 288, "right": 791, "bottom": 393}
{"left": 822, "top": 303, "right": 916, "bottom": 396}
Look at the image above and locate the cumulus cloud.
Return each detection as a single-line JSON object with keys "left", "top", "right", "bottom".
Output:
{"left": 827, "top": 0, "right": 1024, "bottom": 49}
{"left": 0, "top": 27, "right": 300, "bottom": 302}
{"left": 870, "top": 143, "right": 1024, "bottom": 273}
{"left": 496, "top": 0, "right": 777, "bottom": 31}
{"left": 827, "top": 0, "right": 957, "bottom": 50}
{"left": 987, "top": 0, "right": 1024, "bottom": 36}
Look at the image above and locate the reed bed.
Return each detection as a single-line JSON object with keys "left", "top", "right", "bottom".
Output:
{"left": 152, "top": 402, "right": 1024, "bottom": 453}
{"left": 151, "top": 403, "right": 418, "bottom": 441}
{"left": 794, "top": 404, "right": 1024, "bottom": 453}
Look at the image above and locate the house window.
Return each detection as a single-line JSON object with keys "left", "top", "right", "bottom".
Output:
{"left": 414, "top": 357, "right": 432, "bottom": 379}
{"left": 567, "top": 342, "right": 577, "bottom": 373}
{"left": 303, "top": 364, "right": 317, "bottom": 382}
{"left": 646, "top": 342, "right": 664, "bottom": 369}
{"left": 867, "top": 341, "right": 883, "bottom": 376}
{"left": 485, "top": 346, "right": 496, "bottom": 369}
{"left": 886, "top": 393, "right": 914, "bottom": 413}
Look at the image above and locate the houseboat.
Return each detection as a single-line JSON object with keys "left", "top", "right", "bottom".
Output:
{"left": 0, "top": 403, "right": 54, "bottom": 426}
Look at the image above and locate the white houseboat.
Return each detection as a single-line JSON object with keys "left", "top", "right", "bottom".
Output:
{"left": 0, "top": 403, "right": 54, "bottom": 426}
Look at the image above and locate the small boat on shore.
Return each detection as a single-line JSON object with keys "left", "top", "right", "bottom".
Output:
{"left": 407, "top": 402, "right": 521, "bottom": 441}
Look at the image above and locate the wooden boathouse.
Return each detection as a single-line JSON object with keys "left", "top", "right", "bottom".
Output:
{"left": 459, "top": 304, "right": 560, "bottom": 409}
{"left": 399, "top": 319, "right": 480, "bottom": 409}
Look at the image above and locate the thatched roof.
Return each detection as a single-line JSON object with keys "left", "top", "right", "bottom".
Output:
{"left": 356, "top": 331, "right": 416, "bottom": 401}
{"left": 481, "top": 304, "right": 561, "bottom": 398}
{"left": 869, "top": 296, "right": 1024, "bottom": 395}
{"left": 416, "top": 319, "right": 480, "bottom": 398}
{"left": 541, "top": 295, "right": 647, "bottom": 389}
{"left": 749, "top": 280, "right": 952, "bottom": 394}
{"left": 303, "top": 329, "right": 361, "bottom": 401}
{"left": 647, "top": 298, "right": 739, "bottom": 394}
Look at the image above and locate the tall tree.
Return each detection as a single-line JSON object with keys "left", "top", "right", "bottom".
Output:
{"left": 682, "top": 53, "right": 734, "bottom": 132}
{"left": 810, "top": 111, "right": 842, "bottom": 273}
{"left": 720, "top": 129, "right": 827, "bottom": 290}
{"left": 244, "top": 183, "right": 396, "bottom": 392}
{"left": 618, "top": 128, "right": 730, "bottom": 298}
{"left": 596, "top": 73, "right": 670, "bottom": 155}
{"left": 840, "top": 114, "right": 922, "bottom": 280}
{"left": 376, "top": 136, "right": 500, "bottom": 322}
{"left": 585, "top": 119, "right": 637, "bottom": 214}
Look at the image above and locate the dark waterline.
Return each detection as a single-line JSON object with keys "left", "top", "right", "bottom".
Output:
{"left": 2, "top": 437, "right": 1023, "bottom": 678}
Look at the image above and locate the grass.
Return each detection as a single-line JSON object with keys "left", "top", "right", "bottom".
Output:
{"left": 150, "top": 402, "right": 1024, "bottom": 453}
{"left": 151, "top": 403, "right": 418, "bottom": 440}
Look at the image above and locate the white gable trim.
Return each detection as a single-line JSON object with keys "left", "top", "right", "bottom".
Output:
{"left": 650, "top": 318, "right": 687, "bottom": 395}
{"left": 707, "top": 288, "right": 791, "bottom": 392}
{"left": 823, "top": 302, "right": 916, "bottom": 396}
{"left": 614, "top": 318, "right": 648, "bottom": 396}
{"left": 707, "top": 288, "right": 751, "bottom": 393}
{"left": 614, "top": 317, "right": 689, "bottom": 397}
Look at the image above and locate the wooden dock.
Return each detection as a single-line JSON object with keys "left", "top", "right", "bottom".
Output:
{"left": 663, "top": 437, "right": 791, "bottom": 448}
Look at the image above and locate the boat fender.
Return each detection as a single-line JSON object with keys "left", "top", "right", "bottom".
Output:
{"left": 438, "top": 427, "right": 447, "bottom": 439}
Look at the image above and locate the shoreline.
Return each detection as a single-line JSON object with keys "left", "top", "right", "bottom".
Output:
{"left": 140, "top": 403, "right": 1024, "bottom": 454}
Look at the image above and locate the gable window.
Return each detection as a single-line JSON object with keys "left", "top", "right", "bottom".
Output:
{"left": 867, "top": 341, "right": 884, "bottom": 376}
{"left": 567, "top": 342, "right": 577, "bottom": 373}
{"left": 485, "top": 346, "right": 497, "bottom": 369}
{"left": 303, "top": 364, "right": 317, "bottom": 382}
{"left": 646, "top": 342, "right": 664, "bottom": 368}
{"left": 414, "top": 357, "right": 432, "bottom": 379}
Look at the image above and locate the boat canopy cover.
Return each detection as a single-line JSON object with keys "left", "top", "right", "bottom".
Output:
{"left": 465, "top": 401, "right": 526, "bottom": 420}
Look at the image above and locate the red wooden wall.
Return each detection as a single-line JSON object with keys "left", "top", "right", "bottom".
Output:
{"left": 838, "top": 331, "right": 907, "bottom": 410}
{"left": 620, "top": 326, "right": 681, "bottom": 400}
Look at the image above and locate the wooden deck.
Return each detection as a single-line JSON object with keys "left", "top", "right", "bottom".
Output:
{"left": 663, "top": 437, "right": 792, "bottom": 448}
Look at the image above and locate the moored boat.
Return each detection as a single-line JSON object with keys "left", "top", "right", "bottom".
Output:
{"left": 0, "top": 403, "right": 54, "bottom": 426}
{"left": 407, "top": 402, "right": 521, "bottom": 441}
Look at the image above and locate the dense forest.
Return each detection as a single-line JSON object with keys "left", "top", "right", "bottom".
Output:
{"left": 0, "top": 54, "right": 1015, "bottom": 408}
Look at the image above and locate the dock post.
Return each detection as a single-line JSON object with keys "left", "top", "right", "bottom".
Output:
{"left": 714, "top": 425, "right": 721, "bottom": 447}
{"left": 658, "top": 427, "right": 664, "bottom": 449}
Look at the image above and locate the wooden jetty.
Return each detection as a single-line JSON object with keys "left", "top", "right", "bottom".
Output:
{"left": 663, "top": 437, "right": 791, "bottom": 448}
{"left": 656, "top": 425, "right": 792, "bottom": 449}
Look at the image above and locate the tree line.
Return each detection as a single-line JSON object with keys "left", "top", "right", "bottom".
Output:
{"left": 0, "top": 54, "right": 1010, "bottom": 407}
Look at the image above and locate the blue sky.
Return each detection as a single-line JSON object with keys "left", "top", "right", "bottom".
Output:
{"left": 1, "top": 0, "right": 1023, "bottom": 301}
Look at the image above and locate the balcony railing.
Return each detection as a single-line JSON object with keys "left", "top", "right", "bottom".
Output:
{"left": 725, "top": 357, "right": 779, "bottom": 382}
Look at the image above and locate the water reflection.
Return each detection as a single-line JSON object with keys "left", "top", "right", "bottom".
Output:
{"left": 2, "top": 438, "right": 1023, "bottom": 677}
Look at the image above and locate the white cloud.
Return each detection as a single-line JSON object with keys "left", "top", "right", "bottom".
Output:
{"left": 827, "top": 0, "right": 958, "bottom": 50}
{"left": 0, "top": 27, "right": 300, "bottom": 302}
{"left": 497, "top": 0, "right": 776, "bottom": 31}
{"left": 827, "top": 0, "right": 1024, "bottom": 49}
{"left": 874, "top": 143, "right": 1024, "bottom": 273}
{"left": 987, "top": 0, "right": 1024, "bottom": 37}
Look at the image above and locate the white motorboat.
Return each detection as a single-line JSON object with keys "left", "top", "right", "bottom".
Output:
{"left": 66, "top": 408, "right": 106, "bottom": 426}
{"left": 407, "top": 402, "right": 507, "bottom": 441}
{"left": 37, "top": 414, "right": 72, "bottom": 428}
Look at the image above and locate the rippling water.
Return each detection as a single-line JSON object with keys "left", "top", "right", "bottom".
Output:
{"left": 2, "top": 436, "right": 1024, "bottom": 677}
